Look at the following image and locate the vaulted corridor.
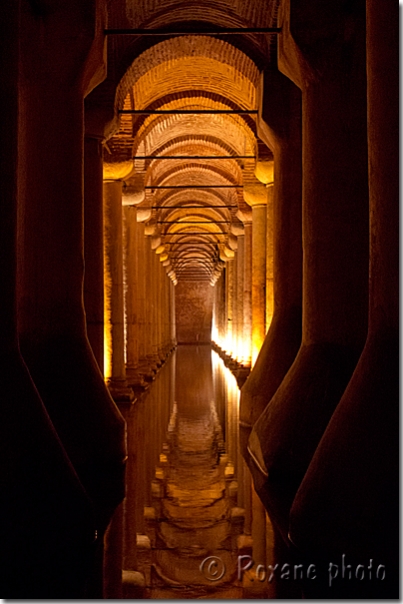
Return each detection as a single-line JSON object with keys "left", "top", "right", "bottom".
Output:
{"left": 1, "top": 0, "right": 398, "bottom": 599}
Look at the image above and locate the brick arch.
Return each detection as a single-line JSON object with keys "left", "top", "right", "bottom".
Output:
{"left": 129, "top": 90, "right": 257, "bottom": 134}
{"left": 132, "top": 113, "right": 256, "bottom": 161}
{"left": 116, "top": 36, "right": 259, "bottom": 111}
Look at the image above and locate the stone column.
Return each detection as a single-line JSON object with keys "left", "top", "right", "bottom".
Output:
{"left": 170, "top": 280, "right": 177, "bottom": 349}
{"left": 240, "top": 69, "right": 302, "bottom": 457}
{"left": 252, "top": 485, "right": 266, "bottom": 568}
{"left": 144, "top": 239, "right": 158, "bottom": 373}
{"left": 135, "top": 219, "right": 152, "bottom": 380}
{"left": 157, "top": 261, "right": 164, "bottom": 361}
{"left": 244, "top": 182, "right": 267, "bottom": 366}
{"left": 2, "top": 2, "right": 94, "bottom": 596}
{"left": 231, "top": 251, "right": 238, "bottom": 361}
{"left": 151, "top": 251, "right": 161, "bottom": 366}
{"left": 289, "top": 1, "right": 399, "bottom": 598}
{"left": 226, "top": 261, "right": 234, "bottom": 356}
{"left": 84, "top": 135, "right": 105, "bottom": 373}
{"left": 103, "top": 180, "right": 134, "bottom": 403}
{"left": 265, "top": 183, "right": 274, "bottom": 331}
{"left": 124, "top": 205, "right": 138, "bottom": 379}
{"left": 124, "top": 205, "right": 147, "bottom": 390}
{"left": 242, "top": 217, "right": 253, "bottom": 367}
{"left": 122, "top": 175, "right": 147, "bottom": 390}
{"left": 236, "top": 235, "right": 245, "bottom": 362}
{"left": 18, "top": 0, "right": 126, "bottom": 538}
{"left": 248, "top": 0, "right": 369, "bottom": 533}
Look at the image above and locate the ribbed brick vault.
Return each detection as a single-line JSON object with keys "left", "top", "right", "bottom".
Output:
{"left": 107, "top": 32, "right": 272, "bottom": 283}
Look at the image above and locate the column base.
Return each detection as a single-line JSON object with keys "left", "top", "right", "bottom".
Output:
{"left": 107, "top": 379, "right": 135, "bottom": 404}
{"left": 122, "top": 570, "right": 146, "bottom": 599}
{"left": 126, "top": 367, "right": 149, "bottom": 391}
{"left": 136, "top": 361, "right": 157, "bottom": 382}
{"left": 235, "top": 365, "right": 251, "bottom": 389}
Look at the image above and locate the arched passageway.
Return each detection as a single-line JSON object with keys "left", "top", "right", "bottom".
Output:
{"left": 0, "top": 0, "right": 398, "bottom": 599}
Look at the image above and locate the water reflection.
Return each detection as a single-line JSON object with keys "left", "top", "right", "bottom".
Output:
{"left": 123, "top": 344, "right": 245, "bottom": 598}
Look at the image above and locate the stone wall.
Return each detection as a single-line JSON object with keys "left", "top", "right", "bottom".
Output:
{"left": 175, "top": 282, "right": 213, "bottom": 343}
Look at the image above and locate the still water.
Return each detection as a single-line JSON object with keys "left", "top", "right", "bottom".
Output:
{"left": 121, "top": 344, "right": 252, "bottom": 598}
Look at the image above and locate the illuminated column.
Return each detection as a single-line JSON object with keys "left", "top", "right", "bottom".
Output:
{"left": 158, "top": 262, "right": 165, "bottom": 360}
{"left": 290, "top": 1, "right": 398, "bottom": 597}
{"left": 265, "top": 183, "right": 274, "bottom": 330}
{"left": 103, "top": 180, "right": 134, "bottom": 403}
{"left": 18, "top": 0, "right": 126, "bottom": 548}
{"left": 232, "top": 250, "right": 239, "bottom": 360}
{"left": 244, "top": 222, "right": 252, "bottom": 366}
{"left": 135, "top": 208, "right": 154, "bottom": 380}
{"left": 244, "top": 182, "right": 267, "bottom": 365}
{"left": 226, "top": 260, "right": 234, "bottom": 356}
{"left": 124, "top": 205, "right": 146, "bottom": 390}
{"left": 123, "top": 176, "right": 147, "bottom": 390}
{"left": 236, "top": 235, "right": 245, "bottom": 362}
{"left": 236, "top": 209, "right": 253, "bottom": 367}
{"left": 84, "top": 134, "right": 104, "bottom": 373}
{"left": 249, "top": 0, "right": 369, "bottom": 528}
{"left": 170, "top": 280, "right": 177, "bottom": 349}
{"left": 152, "top": 252, "right": 161, "bottom": 365}
{"left": 124, "top": 205, "right": 138, "bottom": 381}
{"left": 144, "top": 239, "right": 158, "bottom": 372}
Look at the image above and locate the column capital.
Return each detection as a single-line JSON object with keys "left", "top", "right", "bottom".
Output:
{"left": 122, "top": 173, "right": 146, "bottom": 205}
{"left": 230, "top": 222, "right": 245, "bottom": 237}
{"left": 243, "top": 182, "right": 268, "bottom": 208}
{"left": 103, "top": 160, "right": 135, "bottom": 181}
{"left": 255, "top": 159, "right": 274, "bottom": 186}
{"left": 150, "top": 235, "right": 161, "bottom": 249}
{"left": 136, "top": 204, "right": 152, "bottom": 223}
{"left": 219, "top": 245, "right": 235, "bottom": 262}
{"left": 236, "top": 208, "right": 252, "bottom": 225}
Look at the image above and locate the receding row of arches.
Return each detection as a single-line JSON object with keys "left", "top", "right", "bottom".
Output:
{"left": 0, "top": 0, "right": 397, "bottom": 598}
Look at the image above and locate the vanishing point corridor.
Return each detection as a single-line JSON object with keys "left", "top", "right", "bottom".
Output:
{"left": 1, "top": 0, "right": 397, "bottom": 599}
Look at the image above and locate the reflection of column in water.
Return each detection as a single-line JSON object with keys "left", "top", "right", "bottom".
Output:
{"left": 134, "top": 400, "right": 146, "bottom": 534}
{"left": 237, "top": 443, "right": 244, "bottom": 509}
{"left": 122, "top": 405, "right": 138, "bottom": 571}
{"left": 225, "top": 362, "right": 240, "bottom": 476}
{"left": 212, "top": 350, "right": 226, "bottom": 441}
{"left": 169, "top": 348, "right": 176, "bottom": 417}
{"left": 252, "top": 484, "right": 267, "bottom": 568}
{"left": 243, "top": 462, "right": 252, "bottom": 536}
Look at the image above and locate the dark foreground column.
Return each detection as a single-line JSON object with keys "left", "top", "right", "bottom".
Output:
{"left": 84, "top": 134, "right": 105, "bottom": 373}
{"left": 248, "top": 0, "right": 369, "bottom": 535}
{"left": 2, "top": 1, "right": 95, "bottom": 597}
{"left": 289, "top": 1, "right": 399, "bottom": 598}
{"left": 18, "top": 0, "right": 126, "bottom": 540}
{"left": 240, "top": 69, "right": 302, "bottom": 456}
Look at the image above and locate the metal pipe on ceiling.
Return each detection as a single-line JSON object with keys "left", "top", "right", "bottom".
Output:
{"left": 121, "top": 110, "right": 257, "bottom": 115}
{"left": 135, "top": 156, "right": 255, "bottom": 160}
{"left": 105, "top": 27, "right": 281, "bottom": 35}
{"left": 145, "top": 185, "right": 242, "bottom": 189}
{"left": 151, "top": 205, "right": 238, "bottom": 209}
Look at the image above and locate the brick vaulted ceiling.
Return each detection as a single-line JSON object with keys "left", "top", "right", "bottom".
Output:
{"left": 96, "top": 0, "right": 279, "bottom": 284}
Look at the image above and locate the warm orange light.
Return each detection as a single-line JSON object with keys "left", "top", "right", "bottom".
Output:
{"left": 103, "top": 268, "right": 113, "bottom": 380}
